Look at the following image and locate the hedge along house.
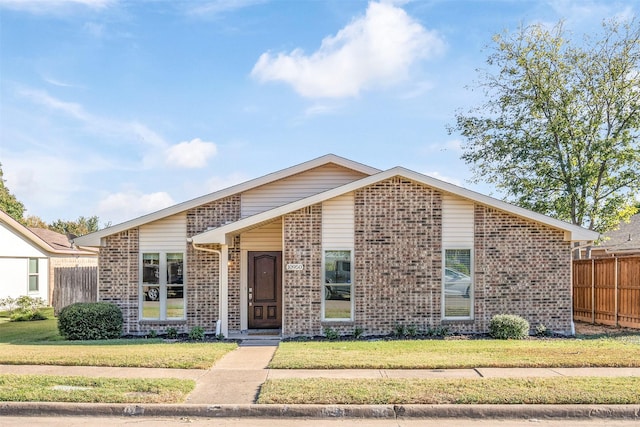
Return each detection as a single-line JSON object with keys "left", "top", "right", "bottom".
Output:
{"left": 74, "top": 155, "right": 599, "bottom": 338}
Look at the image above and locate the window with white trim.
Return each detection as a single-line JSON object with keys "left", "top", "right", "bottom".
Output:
{"left": 141, "top": 252, "right": 185, "bottom": 320}
{"left": 322, "top": 250, "right": 353, "bottom": 321}
{"left": 443, "top": 249, "right": 473, "bottom": 319}
{"left": 28, "top": 258, "right": 39, "bottom": 292}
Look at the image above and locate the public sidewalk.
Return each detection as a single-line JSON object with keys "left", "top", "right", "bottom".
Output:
{"left": 2, "top": 340, "right": 640, "bottom": 419}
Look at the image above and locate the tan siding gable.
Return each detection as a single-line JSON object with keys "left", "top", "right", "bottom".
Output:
{"left": 139, "top": 213, "right": 186, "bottom": 252}
{"left": 442, "top": 195, "right": 474, "bottom": 247}
{"left": 240, "top": 219, "right": 282, "bottom": 251}
{"left": 322, "top": 192, "right": 354, "bottom": 248}
{"left": 241, "top": 164, "right": 366, "bottom": 218}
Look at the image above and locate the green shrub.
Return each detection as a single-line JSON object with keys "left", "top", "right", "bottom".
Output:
{"left": 58, "top": 302, "right": 123, "bottom": 340}
{"left": 11, "top": 311, "right": 47, "bottom": 321}
{"left": 353, "top": 326, "right": 365, "bottom": 340}
{"left": 394, "top": 324, "right": 407, "bottom": 337}
{"left": 2, "top": 296, "right": 46, "bottom": 322}
{"left": 406, "top": 325, "right": 419, "bottom": 337}
{"left": 426, "top": 326, "right": 450, "bottom": 338}
{"left": 188, "top": 326, "right": 205, "bottom": 341}
{"left": 323, "top": 327, "right": 339, "bottom": 340}
{"left": 535, "top": 323, "right": 551, "bottom": 337}
{"left": 165, "top": 327, "right": 178, "bottom": 339}
{"left": 489, "top": 314, "right": 530, "bottom": 340}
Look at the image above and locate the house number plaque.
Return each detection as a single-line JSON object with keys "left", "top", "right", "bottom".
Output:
{"left": 286, "top": 263, "right": 304, "bottom": 271}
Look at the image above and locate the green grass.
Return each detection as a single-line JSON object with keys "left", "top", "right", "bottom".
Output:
{"left": 258, "top": 377, "right": 640, "bottom": 404}
{"left": 271, "top": 337, "right": 640, "bottom": 369}
{"left": 0, "top": 308, "right": 63, "bottom": 342}
{"left": 0, "top": 374, "right": 194, "bottom": 403}
{"left": 0, "top": 308, "right": 237, "bottom": 369}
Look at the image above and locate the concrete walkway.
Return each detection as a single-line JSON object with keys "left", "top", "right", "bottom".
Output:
{"left": 2, "top": 340, "right": 640, "bottom": 419}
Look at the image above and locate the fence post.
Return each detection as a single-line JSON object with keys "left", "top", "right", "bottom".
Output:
{"left": 591, "top": 258, "right": 595, "bottom": 324}
{"left": 614, "top": 257, "right": 618, "bottom": 327}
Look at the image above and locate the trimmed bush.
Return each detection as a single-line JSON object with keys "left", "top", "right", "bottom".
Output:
{"left": 188, "top": 326, "right": 205, "bottom": 341}
{"left": 489, "top": 314, "right": 530, "bottom": 340}
{"left": 58, "top": 302, "right": 123, "bottom": 340}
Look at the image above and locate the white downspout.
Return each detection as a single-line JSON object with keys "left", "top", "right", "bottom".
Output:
{"left": 189, "top": 240, "right": 228, "bottom": 338}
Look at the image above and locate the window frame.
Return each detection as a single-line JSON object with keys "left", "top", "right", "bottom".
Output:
{"left": 442, "top": 248, "right": 474, "bottom": 320}
{"left": 28, "top": 258, "right": 39, "bottom": 292}
{"left": 140, "top": 251, "right": 186, "bottom": 321}
{"left": 321, "top": 249, "right": 354, "bottom": 322}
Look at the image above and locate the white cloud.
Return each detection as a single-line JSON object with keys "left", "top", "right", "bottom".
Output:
{"left": 188, "top": 0, "right": 267, "bottom": 16}
{"left": 18, "top": 87, "right": 91, "bottom": 121}
{"left": 251, "top": 1, "right": 445, "bottom": 98}
{"left": 0, "top": 0, "right": 114, "bottom": 13}
{"left": 16, "top": 87, "right": 173, "bottom": 167}
{"left": 2, "top": 151, "right": 111, "bottom": 218}
{"left": 165, "top": 138, "right": 218, "bottom": 168}
{"left": 96, "top": 191, "right": 175, "bottom": 224}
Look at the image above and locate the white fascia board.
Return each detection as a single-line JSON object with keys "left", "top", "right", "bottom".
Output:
{"left": 73, "top": 154, "right": 381, "bottom": 247}
{"left": 192, "top": 166, "right": 599, "bottom": 244}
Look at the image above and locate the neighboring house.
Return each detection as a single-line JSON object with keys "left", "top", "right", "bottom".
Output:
{"left": 0, "top": 210, "right": 98, "bottom": 305}
{"left": 588, "top": 214, "right": 640, "bottom": 258}
{"left": 74, "top": 154, "right": 599, "bottom": 338}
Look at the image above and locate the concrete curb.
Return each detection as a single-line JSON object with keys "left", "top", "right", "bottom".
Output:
{"left": 1, "top": 403, "right": 639, "bottom": 419}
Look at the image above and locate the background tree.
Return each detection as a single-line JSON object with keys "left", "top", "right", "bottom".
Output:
{"left": 0, "top": 162, "right": 25, "bottom": 221}
{"left": 49, "top": 216, "right": 102, "bottom": 236}
{"left": 452, "top": 19, "right": 640, "bottom": 234}
{"left": 24, "top": 215, "right": 49, "bottom": 229}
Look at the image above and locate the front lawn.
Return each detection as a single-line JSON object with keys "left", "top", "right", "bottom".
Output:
{"left": 271, "top": 337, "right": 640, "bottom": 369}
{"left": 0, "top": 308, "right": 236, "bottom": 369}
{"left": 0, "top": 374, "right": 194, "bottom": 403}
{"left": 258, "top": 377, "right": 640, "bottom": 404}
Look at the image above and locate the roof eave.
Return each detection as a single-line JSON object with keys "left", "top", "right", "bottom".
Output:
{"left": 191, "top": 166, "right": 600, "bottom": 245}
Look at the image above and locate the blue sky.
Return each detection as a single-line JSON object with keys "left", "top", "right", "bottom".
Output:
{"left": 0, "top": 0, "right": 636, "bottom": 225}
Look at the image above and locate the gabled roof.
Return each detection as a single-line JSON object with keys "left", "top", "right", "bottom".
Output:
{"left": 192, "top": 167, "right": 599, "bottom": 245}
{"left": 0, "top": 210, "right": 97, "bottom": 256}
{"left": 594, "top": 213, "right": 639, "bottom": 254}
{"left": 73, "top": 154, "right": 381, "bottom": 246}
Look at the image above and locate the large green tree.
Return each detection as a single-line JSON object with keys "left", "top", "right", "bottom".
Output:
{"left": 452, "top": 19, "right": 640, "bottom": 233}
{"left": 0, "top": 162, "right": 25, "bottom": 221}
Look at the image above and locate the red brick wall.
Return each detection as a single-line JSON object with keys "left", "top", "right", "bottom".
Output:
{"left": 186, "top": 196, "right": 241, "bottom": 333}
{"left": 353, "top": 177, "right": 443, "bottom": 336}
{"left": 282, "top": 205, "right": 323, "bottom": 336}
{"left": 98, "top": 195, "right": 241, "bottom": 336}
{"left": 99, "top": 181, "right": 573, "bottom": 337}
{"left": 474, "top": 205, "right": 573, "bottom": 334}
{"left": 98, "top": 229, "right": 139, "bottom": 334}
{"left": 279, "top": 177, "right": 573, "bottom": 337}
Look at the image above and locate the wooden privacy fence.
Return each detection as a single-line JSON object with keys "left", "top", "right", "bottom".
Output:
{"left": 573, "top": 256, "right": 640, "bottom": 328}
{"left": 52, "top": 266, "right": 97, "bottom": 315}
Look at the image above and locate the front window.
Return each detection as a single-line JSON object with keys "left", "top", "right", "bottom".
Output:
{"left": 323, "top": 250, "right": 353, "bottom": 320}
{"left": 28, "top": 258, "right": 39, "bottom": 292}
{"left": 443, "top": 249, "right": 473, "bottom": 319}
{"left": 141, "top": 252, "right": 185, "bottom": 320}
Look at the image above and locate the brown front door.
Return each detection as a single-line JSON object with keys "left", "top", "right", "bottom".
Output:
{"left": 248, "top": 251, "right": 282, "bottom": 329}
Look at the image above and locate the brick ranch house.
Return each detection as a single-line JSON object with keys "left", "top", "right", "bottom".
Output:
{"left": 74, "top": 154, "right": 599, "bottom": 338}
